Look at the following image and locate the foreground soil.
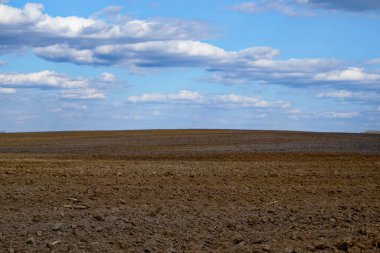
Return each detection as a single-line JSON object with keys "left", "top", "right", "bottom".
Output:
{"left": 0, "top": 130, "right": 379, "bottom": 253}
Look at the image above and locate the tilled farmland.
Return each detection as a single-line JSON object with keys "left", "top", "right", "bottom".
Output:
{"left": 0, "top": 130, "right": 379, "bottom": 252}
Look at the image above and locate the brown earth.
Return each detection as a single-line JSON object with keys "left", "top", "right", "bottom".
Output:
{"left": 0, "top": 130, "right": 379, "bottom": 253}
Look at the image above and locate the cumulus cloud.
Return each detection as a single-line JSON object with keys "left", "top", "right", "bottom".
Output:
{"left": 0, "top": 69, "right": 109, "bottom": 102}
{"left": 0, "top": 3, "right": 209, "bottom": 50}
{"left": 314, "top": 68, "right": 380, "bottom": 83}
{"left": 0, "top": 70, "right": 109, "bottom": 100}
{"left": 0, "top": 87, "right": 15, "bottom": 93}
{"left": 34, "top": 40, "right": 227, "bottom": 67}
{"left": 0, "top": 3, "right": 378, "bottom": 89}
{"left": 60, "top": 88, "right": 105, "bottom": 100}
{"left": 128, "top": 90, "right": 289, "bottom": 108}
{"left": 0, "top": 70, "right": 88, "bottom": 88}
{"left": 34, "top": 40, "right": 347, "bottom": 87}
{"left": 33, "top": 45, "right": 100, "bottom": 65}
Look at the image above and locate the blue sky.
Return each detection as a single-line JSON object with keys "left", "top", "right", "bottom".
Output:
{"left": 0, "top": 0, "right": 379, "bottom": 132}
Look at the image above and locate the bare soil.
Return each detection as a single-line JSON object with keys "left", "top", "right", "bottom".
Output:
{"left": 0, "top": 130, "right": 379, "bottom": 253}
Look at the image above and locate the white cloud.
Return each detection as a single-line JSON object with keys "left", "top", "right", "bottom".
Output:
{"left": 319, "top": 111, "right": 359, "bottom": 119}
{"left": 98, "top": 72, "right": 116, "bottom": 82}
{"left": 34, "top": 41, "right": 284, "bottom": 69}
{"left": 60, "top": 88, "right": 105, "bottom": 100}
{"left": 0, "top": 69, "right": 120, "bottom": 121}
{"left": 230, "top": 1, "right": 290, "bottom": 15}
{"left": 0, "top": 70, "right": 112, "bottom": 101}
{"left": 288, "top": 108, "right": 302, "bottom": 114}
{"left": 34, "top": 40, "right": 346, "bottom": 88}
{"left": 128, "top": 90, "right": 290, "bottom": 109}
{"left": 34, "top": 40, "right": 232, "bottom": 67}
{"left": 33, "top": 45, "right": 99, "bottom": 65}
{"left": 218, "top": 96, "right": 286, "bottom": 108}
{"left": 0, "top": 87, "right": 15, "bottom": 93}
{"left": 314, "top": 68, "right": 380, "bottom": 83}
{"left": 317, "top": 90, "right": 352, "bottom": 99}
{"left": 0, "top": 3, "right": 378, "bottom": 90}
{"left": 0, "top": 2, "right": 338, "bottom": 86}
{"left": 0, "top": 70, "right": 88, "bottom": 88}
{"left": 128, "top": 90, "right": 203, "bottom": 103}
{"left": 215, "top": 94, "right": 284, "bottom": 108}
{"left": 90, "top": 5, "right": 124, "bottom": 19}
{"left": 0, "top": 3, "right": 209, "bottom": 47}
{"left": 62, "top": 102, "right": 87, "bottom": 110}
{"left": 112, "top": 114, "right": 147, "bottom": 120}
{"left": 238, "top": 47, "right": 280, "bottom": 60}
{"left": 316, "top": 90, "right": 380, "bottom": 105}
{"left": 230, "top": 2, "right": 261, "bottom": 13}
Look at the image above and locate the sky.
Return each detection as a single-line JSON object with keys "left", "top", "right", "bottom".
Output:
{"left": 0, "top": 0, "right": 379, "bottom": 133}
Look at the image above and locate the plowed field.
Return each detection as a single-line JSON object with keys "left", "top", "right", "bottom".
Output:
{"left": 0, "top": 130, "right": 379, "bottom": 252}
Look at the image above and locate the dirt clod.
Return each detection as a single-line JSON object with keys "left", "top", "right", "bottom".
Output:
{"left": 52, "top": 223, "right": 63, "bottom": 231}
{"left": 93, "top": 214, "right": 105, "bottom": 221}
{"left": 262, "top": 244, "right": 271, "bottom": 252}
